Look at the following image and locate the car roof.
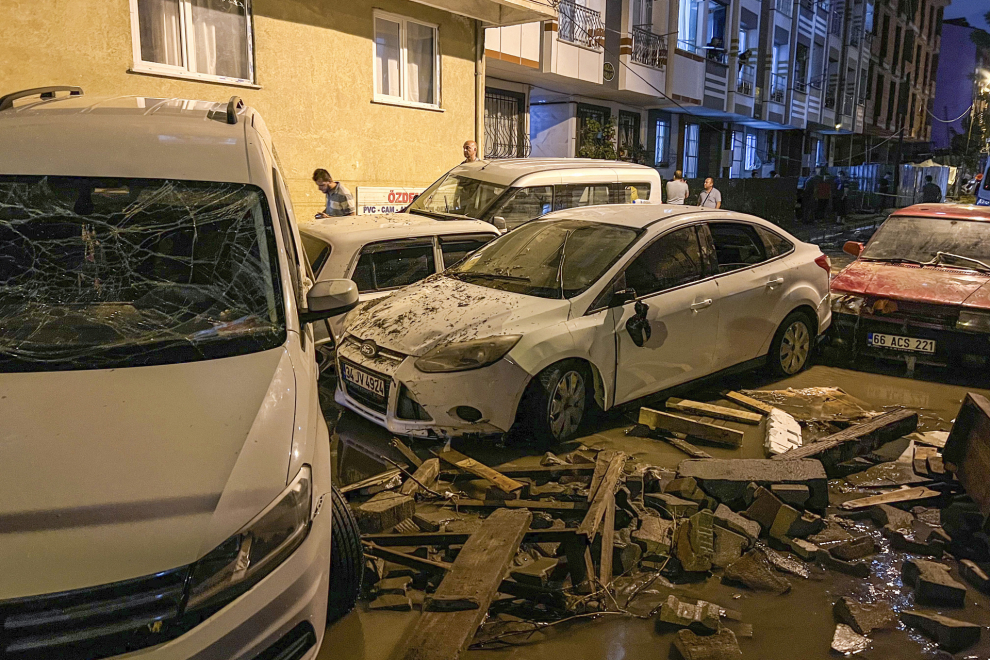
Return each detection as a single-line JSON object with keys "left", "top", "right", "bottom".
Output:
{"left": 534, "top": 203, "right": 777, "bottom": 231}
{"left": 890, "top": 203, "right": 990, "bottom": 222}
{"left": 451, "top": 158, "right": 660, "bottom": 186}
{"left": 298, "top": 213, "right": 499, "bottom": 248}
{"left": 0, "top": 94, "right": 261, "bottom": 184}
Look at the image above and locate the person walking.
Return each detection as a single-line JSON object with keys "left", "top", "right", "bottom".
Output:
{"left": 833, "top": 171, "right": 849, "bottom": 224}
{"left": 666, "top": 170, "right": 689, "bottom": 204}
{"left": 802, "top": 170, "right": 821, "bottom": 224}
{"left": 814, "top": 167, "right": 831, "bottom": 221}
{"left": 312, "top": 169, "right": 355, "bottom": 218}
{"left": 462, "top": 140, "right": 480, "bottom": 163}
{"left": 921, "top": 175, "right": 943, "bottom": 203}
{"left": 877, "top": 173, "right": 891, "bottom": 212}
{"left": 698, "top": 177, "right": 722, "bottom": 209}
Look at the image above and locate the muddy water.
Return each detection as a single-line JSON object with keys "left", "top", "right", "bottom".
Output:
{"left": 323, "top": 360, "right": 990, "bottom": 660}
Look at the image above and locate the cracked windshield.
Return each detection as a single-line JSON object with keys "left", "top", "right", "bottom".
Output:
{"left": 407, "top": 174, "right": 505, "bottom": 219}
{"left": 861, "top": 215, "right": 990, "bottom": 269}
{"left": 0, "top": 177, "right": 285, "bottom": 371}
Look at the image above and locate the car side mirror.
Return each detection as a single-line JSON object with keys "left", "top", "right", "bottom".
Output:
{"left": 299, "top": 279, "right": 359, "bottom": 324}
{"left": 843, "top": 241, "right": 864, "bottom": 258}
{"left": 492, "top": 216, "right": 508, "bottom": 233}
{"left": 611, "top": 287, "right": 637, "bottom": 307}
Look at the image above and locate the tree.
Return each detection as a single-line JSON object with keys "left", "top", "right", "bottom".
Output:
{"left": 577, "top": 117, "right": 617, "bottom": 160}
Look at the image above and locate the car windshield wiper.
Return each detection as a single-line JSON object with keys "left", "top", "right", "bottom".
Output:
{"left": 453, "top": 271, "right": 531, "bottom": 283}
{"left": 861, "top": 256, "right": 925, "bottom": 265}
{"left": 927, "top": 252, "right": 990, "bottom": 273}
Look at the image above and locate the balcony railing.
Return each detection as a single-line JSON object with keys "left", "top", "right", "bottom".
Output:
{"left": 558, "top": 0, "right": 605, "bottom": 50}
{"left": 706, "top": 48, "right": 728, "bottom": 64}
{"left": 776, "top": 0, "right": 792, "bottom": 16}
{"left": 631, "top": 24, "right": 668, "bottom": 70}
{"left": 737, "top": 64, "right": 755, "bottom": 96}
{"left": 677, "top": 39, "right": 700, "bottom": 54}
{"left": 793, "top": 78, "right": 808, "bottom": 94}
{"left": 770, "top": 73, "right": 787, "bottom": 103}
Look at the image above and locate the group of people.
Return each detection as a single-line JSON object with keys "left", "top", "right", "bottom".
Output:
{"left": 664, "top": 170, "right": 723, "bottom": 208}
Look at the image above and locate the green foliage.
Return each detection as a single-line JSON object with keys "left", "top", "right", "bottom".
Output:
{"left": 577, "top": 117, "right": 617, "bottom": 160}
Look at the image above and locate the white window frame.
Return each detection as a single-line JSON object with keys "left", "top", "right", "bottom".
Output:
{"left": 683, "top": 123, "right": 699, "bottom": 178}
{"left": 730, "top": 131, "right": 744, "bottom": 178}
{"left": 128, "top": 0, "right": 257, "bottom": 87}
{"left": 655, "top": 118, "right": 670, "bottom": 166}
{"left": 372, "top": 10, "right": 442, "bottom": 111}
{"left": 744, "top": 133, "right": 758, "bottom": 171}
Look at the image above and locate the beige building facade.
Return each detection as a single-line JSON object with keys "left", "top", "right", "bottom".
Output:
{"left": 0, "top": 0, "right": 552, "bottom": 216}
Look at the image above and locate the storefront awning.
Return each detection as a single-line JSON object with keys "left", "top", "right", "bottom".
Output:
{"left": 410, "top": 0, "right": 555, "bottom": 26}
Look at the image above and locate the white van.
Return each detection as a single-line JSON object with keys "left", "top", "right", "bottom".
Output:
{"left": 0, "top": 87, "right": 361, "bottom": 659}
{"left": 402, "top": 158, "right": 661, "bottom": 230}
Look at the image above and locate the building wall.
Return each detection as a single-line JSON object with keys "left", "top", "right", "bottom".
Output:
{"left": 0, "top": 0, "right": 481, "bottom": 216}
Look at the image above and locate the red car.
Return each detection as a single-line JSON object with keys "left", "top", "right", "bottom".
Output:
{"left": 829, "top": 203, "right": 990, "bottom": 366}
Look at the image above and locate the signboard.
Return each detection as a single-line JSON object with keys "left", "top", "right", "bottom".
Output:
{"left": 357, "top": 186, "right": 426, "bottom": 215}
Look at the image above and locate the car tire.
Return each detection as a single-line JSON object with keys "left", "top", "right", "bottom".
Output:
{"left": 520, "top": 360, "right": 592, "bottom": 448}
{"left": 769, "top": 311, "right": 815, "bottom": 376}
{"left": 328, "top": 483, "right": 363, "bottom": 624}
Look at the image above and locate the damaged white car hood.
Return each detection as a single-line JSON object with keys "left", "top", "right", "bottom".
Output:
{"left": 0, "top": 348, "right": 295, "bottom": 600}
{"left": 345, "top": 275, "right": 572, "bottom": 356}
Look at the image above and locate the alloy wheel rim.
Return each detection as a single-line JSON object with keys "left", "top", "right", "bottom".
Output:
{"left": 549, "top": 371, "right": 586, "bottom": 439}
{"left": 779, "top": 321, "right": 811, "bottom": 375}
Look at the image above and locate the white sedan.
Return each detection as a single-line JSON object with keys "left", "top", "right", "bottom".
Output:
{"left": 335, "top": 204, "right": 832, "bottom": 445}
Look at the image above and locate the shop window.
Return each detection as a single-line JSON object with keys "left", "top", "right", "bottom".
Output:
{"left": 374, "top": 11, "right": 439, "bottom": 107}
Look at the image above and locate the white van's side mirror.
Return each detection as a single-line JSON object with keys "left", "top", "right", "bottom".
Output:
{"left": 492, "top": 216, "right": 507, "bottom": 233}
{"left": 300, "top": 279, "right": 359, "bottom": 323}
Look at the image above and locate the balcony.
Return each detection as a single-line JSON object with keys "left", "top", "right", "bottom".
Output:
{"left": 677, "top": 39, "right": 700, "bottom": 54}
{"left": 841, "top": 92, "right": 855, "bottom": 116}
{"left": 737, "top": 64, "right": 755, "bottom": 96}
{"left": 793, "top": 78, "right": 808, "bottom": 94}
{"left": 848, "top": 26, "right": 861, "bottom": 47}
{"left": 829, "top": 9, "right": 843, "bottom": 36}
{"left": 631, "top": 24, "right": 668, "bottom": 70}
{"left": 776, "top": 0, "right": 792, "bottom": 17}
{"left": 770, "top": 73, "right": 787, "bottom": 103}
{"left": 558, "top": 0, "right": 605, "bottom": 50}
{"left": 824, "top": 87, "right": 837, "bottom": 108}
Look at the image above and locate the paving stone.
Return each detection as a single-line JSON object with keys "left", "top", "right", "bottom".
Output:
{"left": 912, "top": 506, "right": 942, "bottom": 527}
{"left": 833, "top": 597, "right": 897, "bottom": 634}
{"left": 744, "top": 487, "right": 784, "bottom": 533}
{"left": 413, "top": 509, "right": 458, "bottom": 533}
{"left": 808, "top": 521, "right": 855, "bottom": 548}
{"left": 788, "top": 537, "right": 820, "bottom": 560}
{"left": 768, "top": 503, "right": 801, "bottom": 540}
{"left": 959, "top": 559, "right": 990, "bottom": 594}
{"left": 354, "top": 492, "right": 416, "bottom": 534}
{"left": 374, "top": 576, "right": 412, "bottom": 595}
{"left": 771, "top": 484, "right": 810, "bottom": 508}
{"left": 659, "top": 594, "right": 721, "bottom": 633}
{"left": 788, "top": 512, "right": 826, "bottom": 538}
{"left": 762, "top": 545, "right": 809, "bottom": 578}
{"left": 723, "top": 549, "right": 791, "bottom": 594}
{"left": 664, "top": 477, "right": 706, "bottom": 503}
{"left": 900, "top": 611, "right": 981, "bottom": 652}
{"left": 383, "top": 562, "right": 415, "bottom": 579}
{"left": 673, "top": 628, "right": 743, "bottom": 660}
{"left": 817, "top": 549, "right": 870, "bottom": 578}
{"left": 902, "top": 559, "right": 967, "bottom": 607}
{"left": 611, "top": 531, "right": 644, "bottom": 575}
{"left": 871, "top": 504, "right": 916, "bottom": 530}
{"left": 646, "top": 492, "right": 699, "bottom": 519}
{"left": 676, "top": 510, "right": 715, "bottom": 572}
{"left": 510, "top": 557, "right": 560, "bottom": 587}
{"left": 713, "top": 527, "right": 748, "bottom": 568}
{"left": 829, "top": 535, "right": 877, "bottom": 561}
{"left": 676, "top": 458, "right": 828, "bottom": 509}
{"left": 713, "top": 504, "right": 760, "bottom": 546}
{"left": 368, "top": 594, "right": 413, "bottom": 611}
{"left": 831, "top": 624, "right": 871, "bottom": 654}
{"left": 882, "top": 525, "right": 944, "bottom": 558}
{"left": 632, "top": 512, "right": 675, "bottom": 556}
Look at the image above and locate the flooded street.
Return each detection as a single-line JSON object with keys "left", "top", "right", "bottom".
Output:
{"left": 323, "top": 350, "right": 990, "bottom": 660}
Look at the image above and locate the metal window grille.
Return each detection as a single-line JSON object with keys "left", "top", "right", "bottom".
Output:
{"left": 558, "top": 0, "right": 605, "bottom": 50}
{"left": 737, "top": 64, "right": 755, "bottom": 95}
{"left": 484, "top": 90, "right": 530, "bottom": 159}
{"left": 631, "top": 24, "right": 668, "bottom": 69}
{"left": 770, "top": 73, "right": 787, "bottom": 103}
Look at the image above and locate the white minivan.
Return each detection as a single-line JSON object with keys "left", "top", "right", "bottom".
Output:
{"left": 0, "top": 87, "right": 361, "bottom": 659}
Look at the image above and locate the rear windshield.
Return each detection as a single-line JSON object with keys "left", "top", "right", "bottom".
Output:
{"left": 861, "top": 215, "right": 990, "bottom": 265}
{"left": 407, "top": 174, "right": 505, "bottom": 220}
{"left": 0, "top": 176, "right": 285, "bottom": 372}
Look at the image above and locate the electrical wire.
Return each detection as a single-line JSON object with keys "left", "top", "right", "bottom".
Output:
{"left": 924, "top": 103, "right": 975, "bottom": 123}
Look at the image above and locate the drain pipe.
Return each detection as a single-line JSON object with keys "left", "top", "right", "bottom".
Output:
{"left": 475, "top": 19, "right": 485, "bottom": 155}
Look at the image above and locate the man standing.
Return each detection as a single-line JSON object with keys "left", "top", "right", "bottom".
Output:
{"left": 462, "top": 140, "right": 480, "bottom": 163}
{"left": 698, "top": 177, "right": 722, "bottom": 209}
{"left": 921, "top": 175, "right": 943, "bottom": 203}
{"left": 312, "top": 169, "right": 355, "bottom": 218}
{"left": 666, "top": 170, "right": 689, "bottom": 204}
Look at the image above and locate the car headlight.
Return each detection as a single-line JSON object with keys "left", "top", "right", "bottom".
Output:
{"left": 186, "top": 466, "right": 312, "bottom": 610}
{"left": 957, "top": 310, "right": 990, "bottom": 333}
{"left": 415, "top": 335, "right": 522, "bottom": 373}
{"left": 831, "top": 293, "right": 866, "bottom": 315}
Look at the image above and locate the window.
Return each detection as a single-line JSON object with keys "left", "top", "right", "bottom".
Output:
{"left": 633, "top": 0, "right": 654, "bottom": 25}
{"left": 618, "top": 183, "right": 653, "bottom": 203}
{"left": 744, "top": 133, "right": 758, "bottom": 171}
{"left": 706, "top": 0, "right": 728, "bottom": 62}
{"left": 795, "top": 43, "right": 810, "bottom": 87}
{"left": 300, "top": 233, "right": 332, "bottom": 277}
{"left": 707, "top": 222, "right": 768, "bottom": 272}
{"left": 730, "top": 131, "right": 744, "bottom": 178}
{"left": 683, "top": 124, "right": 699, "bottom": 178}
{"left": 618, "top": 111, "right": 642, "bottom": 160}
{"left": 351, "top": 239, "right": 436, "bottom": 292}
{"left": 815, "top": 139, "right": 826, "bottom": 166}
{"left": 655, "top": 118, "right": 670, "bottom": 165}
{"left": 408, "top": 175, "right": 505, "bottom": 219}
{"left": 132, "top": 0, "right": 254, "bottom": 83}
{"left": 439, "top": 235, "right": 496, "bottom": 269}
{"left": 555, "top": 184, "right": 612, "bottom": 210}
{"left": 374, "top": 12, "right": 438, "bottom": 107}
{"left": 756, "top": 227, "right": 794, "bottom": 257}
{"left": 623, "top": 227, "right": 706, "bottom": 297}
{"left": 678, "top": 0, "right": 702, "bottom": 52}
{"left": 495, "top": 186, "right": 554, "bottom": 229}
{"left": 892, "top": 26, "right": 902, "bottom": 68}
{"left": 879, "top": 14, "right": 890, "bottom": 59}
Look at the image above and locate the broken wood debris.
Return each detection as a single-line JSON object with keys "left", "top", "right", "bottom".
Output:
{"left": 724, "top": 390, "right": 774, "bottom": 416}
{"left": 639, "top": 407, "right": 745, "bottom": 448}
{"left": 436, "top": 448, "right": 526, "bottom": 495}
{"left": 667, "top": 398, "right": 762, "bottom": 425}
{"left": 837, "top": 486, "right": 941, "bottom": 510}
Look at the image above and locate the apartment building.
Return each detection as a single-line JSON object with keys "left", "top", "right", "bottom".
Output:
{"left": 0, "top": 0, "right": 553, "bottom": 216}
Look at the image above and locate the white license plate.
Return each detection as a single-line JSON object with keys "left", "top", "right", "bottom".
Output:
{"left": 867, "top": 333, "right": 936, "bottom": 354}
{"left": 342, "top": 363, "right": 387, "bottom": 397}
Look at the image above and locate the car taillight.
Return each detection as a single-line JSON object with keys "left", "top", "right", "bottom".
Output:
{"left": 815, "top": 254, "right": 831, "bottom": 276}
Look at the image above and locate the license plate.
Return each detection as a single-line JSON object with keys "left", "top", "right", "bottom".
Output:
{"left": 867, "top": 333, "right": 936, "bottom": 354}
{"left": 342, "top": 362, "right": 387, "bottom": 398}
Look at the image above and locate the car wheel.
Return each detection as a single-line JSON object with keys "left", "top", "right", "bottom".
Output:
{"left": 769, "top": 312, "right": 814, "bottom": 376}
{"left": 522, "top": 361, "right": 590, "bottom": 448}
{"left": 328, "top": 483, "right": 363, "bottom": 624}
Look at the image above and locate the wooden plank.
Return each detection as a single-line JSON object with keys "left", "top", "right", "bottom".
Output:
{"left": 392, "top": 437, "right": 423, "bottom": 468}
{"left": 362, "top": 528, "right": 577, "bottom": 547}
{"left": 914, "top": 445, "right": 937, "bottom": 477}
{"left": 668, "top": 398, "right": 763, "bottom": 425}
{"left": 401, "top": 508, "right": 532, "bottom": 660}
{"left": 362, "top": 542, "right": 453, "bottom": 574}
{"left": 577, "top": 454, "right": 626, "bottom": 538}
{"left": 339, "top": 468, "right": 403, "bottom": 494}
{"left": 447, "top": 498, "right": 588, "bottom": 511}
{"left": 639, "top": 407, "right": 745, "bottom": 447}
{"left": 772, "top": 408, "right": 919, "bottom": 476}
{"left": 657, "top": 432, "right": 714, "bottom": 458}
{"left": 588, "top": 449, "right": 619, "bottom": 502}
{"left": 400, "top": 458, "right": 440, "bottom": 496}
{"left": 599, "top": 492, "right": 615, "bottom": 586}
{"left": 944, "top": 393, "right": 990, "bottom": 529}
{"left": 439, "top": 464, "right": 596, "bottom": 479}
{"left": 837, "top": 486, "right": 941, "bottom": 510}
{"left": 725, "top": 391, "right": 775, "bottom": 416}
{"left": 436, "top": 448, "right": 526, "bottom": 494}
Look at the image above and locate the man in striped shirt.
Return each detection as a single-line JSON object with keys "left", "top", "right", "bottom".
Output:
{"left": 313, "top": 169, "right": 355, "bottom": 218}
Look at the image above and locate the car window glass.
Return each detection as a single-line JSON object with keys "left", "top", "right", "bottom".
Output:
{"left": 756, "top": 226, "right": 794, "bottom": 258}
{"left": 708, "top": 222, "right": 768, "bottom": 273}
{"left": 496, "top": 186, "right": 553, "bottom": 229}
{"left": 300, "top": 233, "right": 331, "bottom": 276}
{"left": 554, "top": 184, "right": 611, "bottom": 210}
{"left": 439, "top": 234, "right": 496, "bottom": 268}
{"left": 623, "top": 226, "right": 705, "bottom": 298}
{"left": 351, "top": 240, "right": 436, "bottom": 292}
{"left": 272, "top": 170, "right": 301, "bottom": 301}
{"left": 618, "top": 182, "right": 652, "bottom": 203}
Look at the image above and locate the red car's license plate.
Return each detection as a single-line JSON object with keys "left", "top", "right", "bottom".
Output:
{"left": 867, "top": 332, "right": 936, "bottom": 354}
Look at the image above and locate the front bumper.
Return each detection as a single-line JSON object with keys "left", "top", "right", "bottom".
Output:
{"left": 829, "top": 311, "right": 990, "bottom": 366}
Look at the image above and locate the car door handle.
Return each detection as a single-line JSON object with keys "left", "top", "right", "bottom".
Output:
{"left": 766, "top": 277, "right": 784, "bottom": 288}
{"left": 690, "top": 299, "right": 713, "bottom": 311}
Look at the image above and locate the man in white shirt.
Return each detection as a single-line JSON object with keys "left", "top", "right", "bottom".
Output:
{"left": 666, "top": 169, "right": 689, "bottom": 204}
{"left": 698, "top": 177, "right": 722, "bottom": 209}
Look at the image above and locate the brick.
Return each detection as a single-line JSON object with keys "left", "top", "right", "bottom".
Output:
{"left": 829, "top": 535, "right": 877, "bottom": 561}
{"left": 723, "top": 549, "right": 791, "bottom": 594}
{"left": 632, "top": 512, "right": 675, "bottom": 556}
{"left": 673, "top": 628, "right": 743, "bottom": 660}
{"left": 833, "top": 597, "right": 897, "bottom": 634}
{"left": 676, "top": 459, "right": 828, "bottom": 509}
{"left": 659, "top": 594, "right": 721, "bottom": 633}
{"left": 901, "top": 611, "right": 981, "bottom": 652}
{"left": 675, "top": 510, "right": 715, "bottom": 572}
{"left": 902, "top": 559, "right": 967, "bottom": 607}
{"left": 645, "top": 492, "right": 699, "bottom": 518}
{"left": 713, "top": 527, "right": 748, "bottom": 568}
{"left": 713, "top": 504, "right": 760, "bottom": 546}
{"left": 771, "top": 484, "right": 810, "bottom": 508}
{"left": 788, "top": 537, "right": 820, "bottom": 560}
{"left": 744, "top": 487, "right": 784, "bottom": 533}
{"left": 882, "top": 525, "right": 944, "bottom": 558}
{"left": 354, "top": 492, "right": 416, "bottom": 534}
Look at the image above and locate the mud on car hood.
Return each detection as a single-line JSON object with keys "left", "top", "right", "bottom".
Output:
{"left": 344, "top": 275, "right": 572, "bottom": 356}
{"left": 0, "top": 348, "right": 295, "bottom": 600}
{"left": 832, "top": 260, "right": 990, "bottom": 308}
